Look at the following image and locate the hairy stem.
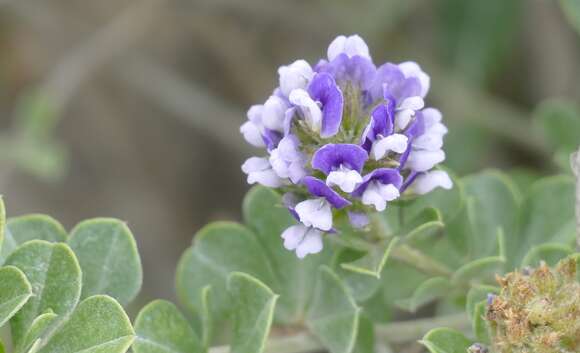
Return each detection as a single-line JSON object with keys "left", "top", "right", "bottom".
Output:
{"left": 208, "top": 313, "right": 469, "bottom": 353}
{"left": 571, "top": 148, "right": 580, "bottom": 251}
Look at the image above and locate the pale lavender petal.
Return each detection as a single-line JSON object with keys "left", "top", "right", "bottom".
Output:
{"left": 262, "top": 95, "right": 288, "bottom": 132}
{"left": 410, "top": 170, "right": 453, "bottom": 194}
{"left": 312, "top": 143, "right": 368, "bottom": 174}
{"left": 296, "top": 228, "right": 324, "bottom": 258}
{"left": 327, "top": 34, "right": 370, "bottom": 61}
{"left": 295, "top": 198, "right": 333, "bottom": 231}
{"left": 240, "top": 121, "right": 265, "bottom": 147}
{"left": 319, "top": 54, "right": 376, "bottom": 89}
{"left": 348, "top": 212, "right": 369, "bottom": 229}
{"left": 281, "top": 224, "right": 307, "bottom": 250}
{"left": 302, "top": 176, "right": 351, "bottom": 209}
{"left": 308, "top": 73, "right": 344, "bottom": 138}
{"left": 369, "top": 63, "right": 405, "bottom": 102}
{"left": 278, "top": 60, "right": 314, "bottom": 97}
{"left": 398, "top": 61, "right": 430, "bottom": 98}
{"left": 405, "top": 149, "right": 446, "bottom": 172}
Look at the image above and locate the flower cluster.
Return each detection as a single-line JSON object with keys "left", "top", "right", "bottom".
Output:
{"left": 241, "top": 35, "right": 452, "bottom": 258}
{"left": 485, "top": 258, "right": 580, "bottom": 353}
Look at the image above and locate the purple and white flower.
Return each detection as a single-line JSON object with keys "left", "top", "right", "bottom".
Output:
{"left": 241, "top": 34, "right": 452, "bottom": 258}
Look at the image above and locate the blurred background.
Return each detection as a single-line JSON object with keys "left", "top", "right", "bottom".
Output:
{"left": 0, "top": 0, "right": 579, "bottom": 305}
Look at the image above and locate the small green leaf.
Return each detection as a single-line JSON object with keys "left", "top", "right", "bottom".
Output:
{"left": 0, "top": 214, "right": 67, "bottom": 264}
{"left": 420, "top": 328, "right": 472, "bottom": 353}
{"left": 353, "top": 315, "right": 374, "bottom": 353}
{"left": 16, "top": 311, "right": 58, "bottom": 353}
{"left": 68, "top": 218, "right": 142, "bottom": 306}
{"left": 0, "top": 266, "right": 32, "bottom": 327}
{"left": 228, "top": 272, "right": 278, "bottom": 353}
{"left": 6, "top": 241, "right": 81, "bottom": 345}
{"left": 133, "top": 300, "right": 202, "bottom": 353}
{"left": 472, "top": 301, "right": 490, "bottom": 344}
{"left": 335, "top": 249, "right": 381, "bottom": 302}
{"left": 561, "top": 0, "right": 580, "bottom": 35}
{"left": 307, "top": 266, "right": 360, "bottom": 353}
{"left": 452, "top": 256, "right": 505, "bottom": 285}
{"left": 521, "top": 243, "right": 574, "bottom": 267}
{"left": 175, "top": 222, "right": 276, "bottom": 320}
{"left": 341, "top": 237, "right": 399, "bottom": 278}
{"left": 396, "top": 277, "right": 451, "bottom": 313}
{"left": 36, "top": 295, "right": 134, "bottom": 353}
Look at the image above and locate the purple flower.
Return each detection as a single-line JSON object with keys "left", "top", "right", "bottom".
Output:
{"left": 240, "top": 34, "right": 452, "bottom": 258}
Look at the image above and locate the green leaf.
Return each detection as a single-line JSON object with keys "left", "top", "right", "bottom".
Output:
{"left": 133, "top": 300, "right": 202, "bottom": 353}
{"left": 307, "top": 266, "right": 360, "bottom": 353}
{"left": 521, "top": 243, "right": 574, "bottom": 267}
{"left": 5, "top": 241, "right": 82, "bottom": 345}
{"left": 462, "top": 171, "right": 519, "bottom": 258}
{"left": 16, "top": 311, "right": 58, "bottom": 353}
{"left": 341, "top": 237, "right": 399, "bottom": 278}
{"left": 452, "top": 256, "right": 505, "bottom": 285}
{"left": 533, "top": 100, "right": 580, "bottom": 168}
{"left": 228, "top": 272, "right": 278, "bottom": 353}
{"left": 396, "top": 277, "right": 451, "bottom": 313}
{"left": 517, "top": 176, "right": 576, "bottom": 264}
{"left": 0, "top": 214, "right": 67, "bottom": 264}
{"left": 0, "top": 339, "right": 4, "bottom": 353}
{"left": 0, "top": 266, "right": 32, "bottom": 327}
{"left": 353, "top": 315, "right": 374, "bottom": 353}
{"left": 36, "top": 295, "right": 134, "bottom": 353}
{"left": 561, "top": 0, "right": 580, "bottom": 35}
{"left": 334, "top": 249, "right": 381, "bottom": 302}
{"left": 472, "top": 301, "right": 490, "bottom": 344}
{"left": 420, "top": 328, "right": 472, "bottom": 353}
{"left": 242, "top": 186, "right": 331, "bottom": 324}
{"left": 68, "top": 218, "right": 142, "bottom": 306}
{"left": 0, "top": 197, "right": 5, "bottom": 260}
{"left": 200, "top": 286, "right": 213, "bottom": 349}
{"left": 175, "top": 222, "right": 276, "bottom": 320}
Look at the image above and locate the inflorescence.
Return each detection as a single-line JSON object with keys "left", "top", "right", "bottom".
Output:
{"left": 240, "top": 35, "right": 452, "bottom": 258}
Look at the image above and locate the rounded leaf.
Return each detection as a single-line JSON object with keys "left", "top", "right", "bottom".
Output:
{"left": 5, "top": 241, "right": 81, "bottom": 345}
{"left": 68, "top": 218, "right": 142, "bottom": 306}
{"left": 0, "top": 266, "right": 32, "bottom": 327}
{"left": 133, "top": 300, "right": 202, "bottom": 353}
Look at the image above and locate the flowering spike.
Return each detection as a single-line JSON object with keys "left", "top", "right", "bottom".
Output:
{"left": 240, "top": 34, "right": 452, "bottom": 258}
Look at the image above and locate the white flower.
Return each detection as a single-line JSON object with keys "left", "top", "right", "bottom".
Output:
{"left": 269, "top": 135, "right": 307, "bottom": 183}
{"left": 412, "top": 108, "right": 448, "bottom": 151}
{"left": 281, "top": 224, "right": 323, "bottom": 259}
{"left": 289, "top": 89, "right": 322, "bottom": 133}
{"left": 326, "top": 166, "right": 363, "bottom": 193}
{"left": 371, "top": 133, "right": 408, "bottom": 160}
{"left": 410, "top": 170, "right": 453, "bottom": 195}
{"left": 241, "top": 157, "right": 284, "bottom": 188}
{"left": 262, "top": 95, "right": 288, "bottom": 132}
{"left": 405, "top": 149, "right": 446, "bottom": 172}
{"left": 295, "top": 198, "right": 332, "bottom": 231}
{"left": 240, "top": 105, "right": 265, "bottom": 147}
{"left": 398, "top": 61, "right": 430, "bottom": 98}
{"left": 278, "top": 60, "right": 314, "bottom": 97}
{"left": 361, "top": 182, "right": 400, "bottom": 211}
{"left": 327, "top": 34, "right": 371, "bottom": 61}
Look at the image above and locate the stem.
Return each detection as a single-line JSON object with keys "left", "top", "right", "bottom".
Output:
{"left": 208, "top": 313, "right": 469, "bottom": 353}
{"left": 390, "top": 243, "right": 453, "bottom": 278}
{"left": 571, "top": 148, "right": 580, "bottom": 251}
{"left": 370, "top": 213, "right": 454, "bottom": 278}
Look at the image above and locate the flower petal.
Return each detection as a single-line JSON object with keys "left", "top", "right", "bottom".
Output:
{"left": 296, "top": 228, "right": 324, "bottom": 258}
{"left": 295, "top": 198, "right": 333, "bottom": 231}
{"left": 278, "top": 60, "right": 314, "bottom": 97}
{"left": 371, "top": 133, "right": 408, "bottom": 160}
{"left": 405, "top": 149, "right": 446, "bottom": 172}
{"left": 308, "top": 73, "right": 344, "bottom": 138}
{"left": 411, "top": 170, "right": 453, "bottom": 194}
{"left": 353, "top": 168, "right": 403, "bottom": 197}
{"left": 312, "top": 143, "right": 369, "bottom": 174}
{"left": 281, "top": 224, "right": 307, "bottom": 250}
{"left": 303, "top": 176, "right": 351, "bottom": 209}
{"left": 398, "top": 61, "right": 430, "bottom": 98}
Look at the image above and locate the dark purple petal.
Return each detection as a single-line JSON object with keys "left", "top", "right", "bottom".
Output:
{"left": 308, "top": 73, "right": 344, "bottom": 138}
{"left": 311, "top": 143, "right": 368, "bottom": 174}
{"left": 360, "top": 101, "right": 395, "bottom": 145}
{"left": 318, "top": 53, "right": 376, "bottom": 89}
{"left": 405, "top": 110, "right": 426, "bottom": 139}
{"left": 302, "top": 176, "right": 351, "bottom": 209}
{"left": 262, "top": 129, "right": 283, "bottom": 151}
{"left": 352, "top": 168, "right": 403, "bottom": 197}
{"left": 399, "top": 171, "right": 421, "bottom": 192}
